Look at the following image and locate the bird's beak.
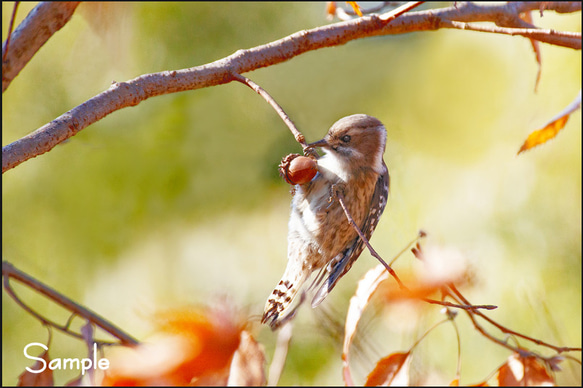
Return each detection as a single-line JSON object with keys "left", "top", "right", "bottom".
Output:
{"left": 307, "top": 138, "right": 329, "bottom": 149}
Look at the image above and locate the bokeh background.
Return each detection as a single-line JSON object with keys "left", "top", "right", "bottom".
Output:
{"left": 2, "top": 2, "right": 581, "bottom": 385}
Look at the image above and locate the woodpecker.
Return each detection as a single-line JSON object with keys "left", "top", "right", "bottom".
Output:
{"left": 262, "top": 114, "right": 389, "bottom": 329}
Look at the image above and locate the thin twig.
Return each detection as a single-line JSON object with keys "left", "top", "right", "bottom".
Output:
{"left": 379, "top": 1, "right": 425, "bottom": 22}
{"left": 440, "top": 19, "right": 582, "bottom": 49}
{"left": 337, "top": 191, "right": 499, "bottom": 312}
{"left": 2, "top": 261, "right": 139, "bottom": 346}
{"left": 443, "top": 285, "right": 525, "bottom": 355}
{"left": 421, "top": 297, "right": 497, "bottom": 310}
{"left": 231, "top": 73, "right": 308, "bottom": 150}
{"left": 448, "top": 283, "right": 582, "bottom": 354}
{"left": 336, "top": 190, "right": 405, "bottom": 289}
{"left": 2, "top": 1, "right": 20, "bottom": 63}
{"left": 389, "top": 229, "right": 425, "bottom": 266}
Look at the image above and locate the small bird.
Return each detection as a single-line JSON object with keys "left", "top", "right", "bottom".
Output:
{"left": 262, "top": 114, "right": 389, "bottom": 329}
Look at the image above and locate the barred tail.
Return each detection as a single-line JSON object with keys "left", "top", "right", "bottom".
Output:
{"left": 262, "top": 268, "right": 309, "bottom": 330}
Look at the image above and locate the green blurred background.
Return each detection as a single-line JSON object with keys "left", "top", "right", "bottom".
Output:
{"left": 2, "top": 2, "right": 581, "bottom": 385}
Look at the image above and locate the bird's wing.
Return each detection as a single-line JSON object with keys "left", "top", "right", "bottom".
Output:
{"left": 311, "top": 163, "right": 389, "bottom": 307}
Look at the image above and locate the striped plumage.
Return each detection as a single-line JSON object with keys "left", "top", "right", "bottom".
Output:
{"left": 262, "top": 114, "right": 389, "bottom": 329}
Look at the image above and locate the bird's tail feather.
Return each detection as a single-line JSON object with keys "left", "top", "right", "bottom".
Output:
{"left": 262, "top": 268, "right": 309, "bottom": 330}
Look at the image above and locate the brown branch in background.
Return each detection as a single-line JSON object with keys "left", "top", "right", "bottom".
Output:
{"left": 2, "top": 261, "right": 139, "bottom": 347}
{"left": 2, "top": 2, "right": 81, "bottom": 93}
{"left": 2, "top": 2, "right": 580, "bottom": 174}
{"left": 447, "top": 283, "right": 582, "bottom": 354}
{"left": 422, "top": 297, "right": 497, "bottom": 311}
{"left": 332, "top": 201, "right": 580, "bottom": 371}
{"left": 440, "top": 19, "right": 582, "bottom": 49}
{"left": 439, "top": 282, "right": 582, "bottom": 375}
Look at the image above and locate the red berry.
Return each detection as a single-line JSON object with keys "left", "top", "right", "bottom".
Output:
{"left": 279, "top": 155, "right": 317, "bottom": 185}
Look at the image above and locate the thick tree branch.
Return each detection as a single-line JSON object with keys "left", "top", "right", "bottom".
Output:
{"left": 2, "top": 2, "right": 80, "bottom": 93}
{"left": 2, "top": 2, "right": 580, "bottom": 173}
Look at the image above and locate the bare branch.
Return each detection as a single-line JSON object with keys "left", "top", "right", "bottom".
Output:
{"left": 441, "top": 20, "right": 582, "bottom": 49}
{"left": 2, "top": 261, "right": 139, "bottom": 346}
{"left": 3, "top": 2, "right": 580, "bottom": 173}
{"left": 448, "top": 283, "right": 582, "bottom": 354}
{"left": 2, "top": 2, "right": 80, "bottom": 93}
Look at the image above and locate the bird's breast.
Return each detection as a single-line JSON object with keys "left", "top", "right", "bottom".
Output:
{"left": 289, "top": 166, "right": 377, "bottom": 261}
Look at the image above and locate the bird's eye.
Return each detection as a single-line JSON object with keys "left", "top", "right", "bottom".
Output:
{"left": 341, "top": 135, "right": 351, "bottom": 143}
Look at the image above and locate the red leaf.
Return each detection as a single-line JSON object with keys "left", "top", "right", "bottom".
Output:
{"left": 365, "top": 351, "right": 411, "bottom": 386}
{"left": 496, "top": 353, "right": 555, "bottom": 386}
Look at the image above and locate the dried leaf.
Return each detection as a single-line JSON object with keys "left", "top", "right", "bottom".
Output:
{"left": 18, "top": 350, "right": 54, "bottom": 387}
{"left": 547, "top": 355, "right": 563, "bottom": 372}
{"left": 518, "top": 90, "right": 581, "bottom": 154}
{"left": 227, "top": 331, "right": 266, "bottom": 386}
{"left": 346, "top": 1, "right": 363, "bottom": 16}
{"left": 343, "top": 264, "right": 389, "bottom": 385}
{"left": 496, "top": 353, "right": 555, "bottom": 386}
{"left": 365, "top": 351, "right": 411, "bottom": 386}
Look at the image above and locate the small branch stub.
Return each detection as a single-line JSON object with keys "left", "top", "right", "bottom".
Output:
{"left": 279, "top": 154, "right": 318, "bottom": 185}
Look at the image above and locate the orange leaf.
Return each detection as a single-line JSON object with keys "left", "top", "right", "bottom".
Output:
{"left": 468, "top": 381, "right": 489, "bottom": 387}
{"left": 518, "top": 90, "right": 581, "bottom": 154}
{"left": 18, "top": 350, "right": 54, "bottom": 387}
{"left": 103, "top": 305, "right": 244, "bottom": 386}
{"left": 518, "top": 115, "right": 569, "bottom": 154}
{"left": 496, "top": 353, "right": 555, "bottom": 386}
{"left": 365, "top": 351, "right": 411, "bottom": 386}
{"left": 346, "top": 1, "right": 363, "bottom": 17}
